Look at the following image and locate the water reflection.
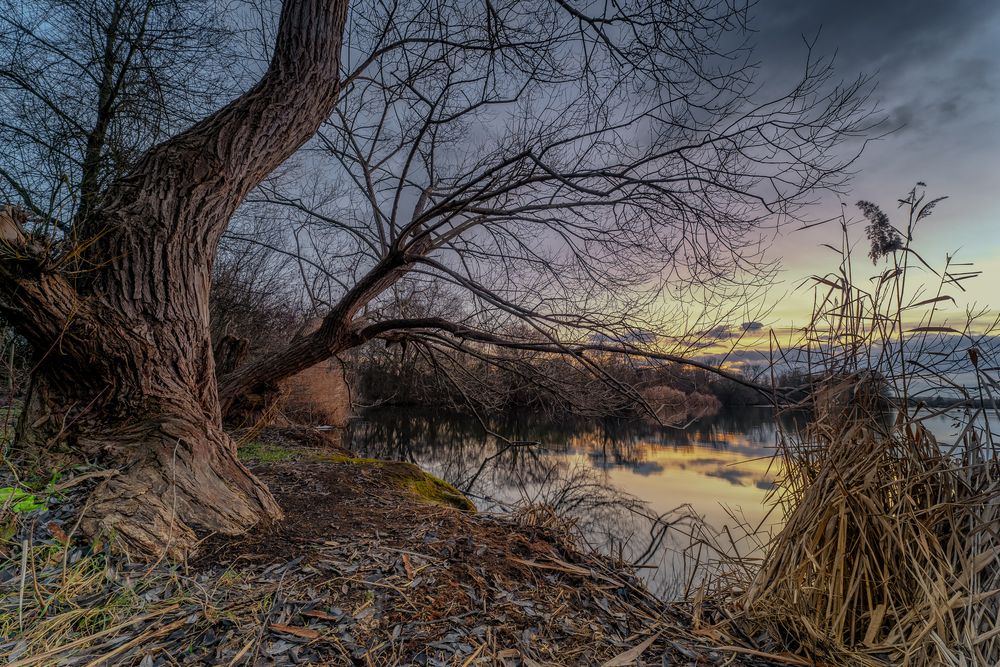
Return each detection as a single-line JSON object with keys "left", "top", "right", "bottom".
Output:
{"left": 346, "top": 407, "right": 1000, "bottom": 597}
{"left": 346, "top": 407, "right": 803, "bottom": 596}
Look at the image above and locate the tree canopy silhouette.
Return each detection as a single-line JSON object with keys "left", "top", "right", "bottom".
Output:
{"left": 0, "top": 0, "right": 874, "bottom": 558}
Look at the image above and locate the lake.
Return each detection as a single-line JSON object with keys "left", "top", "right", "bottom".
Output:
{"left": 345, "top": 406, "right": 995, "bottom": 597}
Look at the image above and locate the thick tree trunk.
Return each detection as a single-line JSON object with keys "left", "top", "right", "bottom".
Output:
{"left": 18, "top": 381, "right": 279, "bottom": 560}
{"left": 10, "top": 290, "right": 281, "bottom": 560}
{"left": 0, "top": 0, "right": 350, "bottom": 560}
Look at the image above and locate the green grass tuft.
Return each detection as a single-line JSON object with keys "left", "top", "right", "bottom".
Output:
{"left": 237, "top": 442, "right": 297, "bottom": 463}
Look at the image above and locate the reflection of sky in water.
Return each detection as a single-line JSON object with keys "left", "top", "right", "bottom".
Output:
{"left": 564, "top": 416, "right": 788, "bottom": 537}
{"left": 920, "top": 410, "right": 1000, "bottom": 450}
{"left": 347, "top": 407, "right": 792, "bottom": 597}
{"left": 347, "top": 407, "right": 997, "bottom": 597}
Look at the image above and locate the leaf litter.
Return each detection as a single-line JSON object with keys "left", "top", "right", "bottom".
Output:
{"left": 0, "top": 457, "right": 790, "bottom": 666}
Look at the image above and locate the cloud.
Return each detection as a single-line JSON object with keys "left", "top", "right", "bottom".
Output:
{"left": 749, "top": 0, "right": 1000, "bottom": 167}
{"left": 590, "top": 330, "right": 658, "bottom": 345}
{"left": 692, "top": 348, "right": 773, "bottom": 369}
{"left": 703, "top": 325, "right": 734, "bottom": 339}
{"left": 700, "top": 322, "right": 764, "bottom": 342}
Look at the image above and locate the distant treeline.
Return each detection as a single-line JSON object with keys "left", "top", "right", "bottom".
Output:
{"left": 347, "top": 343, "right": 771, "bottom": 422}
{"left": 907, "top": 395, "right": 1000, "bottom": 409}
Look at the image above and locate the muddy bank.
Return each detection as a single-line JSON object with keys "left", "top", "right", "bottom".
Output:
{"left": 0, "top": 438, "right": 794, "bottom": 666}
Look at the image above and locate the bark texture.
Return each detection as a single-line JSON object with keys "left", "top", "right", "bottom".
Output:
{"left": 0, "top": 0, "right": 351, "bottom": 560}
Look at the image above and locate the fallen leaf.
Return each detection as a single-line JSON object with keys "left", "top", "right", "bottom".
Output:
{"left": 269, "top": 623, "right": 321, "bottom": 640}
{"left": 301, "top": 610, "right": 340, "bottom": 621}
{"left": 402, "top": 552, "right": 415, "bottom": 580}
{"left": 48, "top": 522, "right": 68, "bottom": 544}
{"left": 600, "top": 632, "right": 660, "bottom": 667}
{"left": 691, "top": 626, "right": 724, "bottom": 641}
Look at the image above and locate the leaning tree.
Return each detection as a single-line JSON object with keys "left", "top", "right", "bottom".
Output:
{"left": 0, "top": 0, "right": 875, "bottom": 559}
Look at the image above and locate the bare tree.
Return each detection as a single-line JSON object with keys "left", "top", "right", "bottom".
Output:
{"left": 211, "top": 213, "right": 307, "bottom": 373}
{"left": 218, "top": 0, "right": 875, "bottom": 416}
{"left": 0, "top": 0, "right": 874, "bottom": 559}
{"left": 0, "top": 0, "right": 238, "bottom": 224}
{"left": 0, "top": 0, "right": 350, "bottom": 558}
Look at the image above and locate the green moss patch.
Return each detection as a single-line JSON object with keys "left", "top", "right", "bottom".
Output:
{"left": 305, "top": 453, "right": 475, "bottom": 512}
{"left": 237, "top": 442, "right": 298, "bottom": 463}
{"left": 401, "top": 470, "right": 476, "bottom": 512}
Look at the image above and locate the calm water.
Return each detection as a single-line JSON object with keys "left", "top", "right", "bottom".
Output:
{"left": 345, "top": 406, "right": 997, "bottom": 597}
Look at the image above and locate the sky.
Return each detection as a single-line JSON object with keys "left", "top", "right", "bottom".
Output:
{"left": 746, "top": 0, "right": 1000, "bottom": 326}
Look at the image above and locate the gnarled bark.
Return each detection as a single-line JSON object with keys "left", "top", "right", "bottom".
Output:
{"left": 13, "top": 356, "right": 281, "bottom": 560}
{"left": 0, "top": 0, "right": 351, "bottom": 560}
{"left": 80, "top": 409, "right": 278, "bottom": 561}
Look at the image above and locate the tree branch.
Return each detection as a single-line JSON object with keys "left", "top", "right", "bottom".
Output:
{"left": 216, "top": 248, "right": 415, "bottom": 413}
{"left": 89, "top": 0, "right": 350, "bottom": 241}
{"left": 0, "top": 207, "right": 93, "bottom": 357}
{"left": 356, "top": 316, "right": 776, "bottom": 397}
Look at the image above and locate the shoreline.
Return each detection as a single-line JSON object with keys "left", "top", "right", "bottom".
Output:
{"left": 0, "top": 434, "right": 795, "bottom": 666}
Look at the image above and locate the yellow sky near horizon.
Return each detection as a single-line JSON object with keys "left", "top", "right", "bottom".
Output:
{"left": 690, "top": 199, "right": 1000, "bottom": 368}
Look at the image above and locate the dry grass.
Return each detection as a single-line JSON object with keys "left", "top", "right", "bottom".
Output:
{"left": 639, "top": 385, "right": 722, "bottom": 425}
{"left": 282, "top": 358, "right": 351, "bottom": 427}
{"left": 716, "top": 191, "right": 1000, "bottom": 666}
{"left": 1, "top": 460, "right": 787, "bottom": 666}
{"left": 740, "top": 382, "right": 1000, "bottom": 666}
{"left": 0, "top": 539, "right": 200, "bottom": 665}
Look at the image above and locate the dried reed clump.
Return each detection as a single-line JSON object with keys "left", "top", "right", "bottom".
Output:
{"left": 728, "top": 189, "right": 1000, "bottom": 666}
{"left": 741, "top": 374, "right": 1000, "bottom": 666}
{"left": 282, "top": 358, "right": 352, "bottom": 427}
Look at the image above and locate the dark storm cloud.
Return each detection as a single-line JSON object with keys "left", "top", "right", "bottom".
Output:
{"left": 750, "top": 0, "right": 1000, "bottom": 281}
{"left": 751, "top": 0, "right": 1000, "bottom": 139}
{"left": 754, "top": 0, "right": 993, "bottom": 53}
